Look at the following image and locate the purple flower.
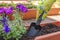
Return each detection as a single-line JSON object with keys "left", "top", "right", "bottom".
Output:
{"left": 9, "top": 6, "right": 13, "bottom": 10}
{"left": 16, "top": 4, "right": 23, "bottom": 9}
{"left": 2, "top": 17, "right": 7, "bottom": 23}
{"left": 4, "top": 6, "right": 13, "bottom": 15}
{"left": 0, "top": 7, "right": 4, "bottom": 14}
{"left": 16, "top": 4, "right": 28, "bottom": 13}
{"left": 3, "top": 24, "right": 10, "bottom": 34}
{"left": 21, "top": 7, "right": 28, "bottom": 13}
{"left": 2, "top": 17, "right": 10, "bottom": 34}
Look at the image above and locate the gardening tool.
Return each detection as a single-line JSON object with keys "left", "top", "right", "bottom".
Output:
{"left": 26, "top": 0, "right": 56, "bottom": 37}
{"left": 26, "top": 11, "right": 45, "bottom": 37}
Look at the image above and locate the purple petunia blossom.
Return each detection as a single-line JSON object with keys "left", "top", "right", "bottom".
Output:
{"left": 2, "top": 17, "right": 7, "bottom": 23}
{"left": 3, "top": 24, "right": 10, "bottom": 34}
{"left": 4, "top": 6, "right": 13, "bottom": 15}
{"left": 0, "top": 7, "right": 4, "bottom": 14}
{"left": 21, "top": 7, "right": 28, "bottom": 13}
{"left": 2, "top": 17, "right": 10, "bottom": 34}
{"left": 16, "top": 4, "right": 28, "bottom": 13}
{"left": 16, "top": 4, "right": 24, "bottom": 10}
{"left": 9, "top": 6, "right": 13, "bottom": 10}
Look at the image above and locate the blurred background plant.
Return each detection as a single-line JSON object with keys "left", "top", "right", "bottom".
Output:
{"left": 0, "top": 3, "right": 37, "bottom": 9}
{"left": 0, "top": 0, "right": 37, "bottom": 9}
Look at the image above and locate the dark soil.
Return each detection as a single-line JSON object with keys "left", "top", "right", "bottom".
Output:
{"left": 40, "top": 24, "right": 60, "bottom": 36}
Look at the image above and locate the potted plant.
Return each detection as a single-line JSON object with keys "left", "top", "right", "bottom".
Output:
{"left": 0, "top": 4, "right": 28, "bottom": 40}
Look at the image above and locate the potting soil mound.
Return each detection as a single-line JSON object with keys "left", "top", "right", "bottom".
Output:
{"left": 40, "top": 24, "right": 60, "bottom": 36}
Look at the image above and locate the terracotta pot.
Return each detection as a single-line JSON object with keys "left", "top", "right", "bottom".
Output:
{"left": 20, "top": 8, "right": 60, "bottom": 20}
{"left": 20, "top": 9, "right": 36, "bottom": 20}
{"left": 34, "top": 31, "right": 60, "bottom": 40}
{"left": 53, "top": 22, "right": 60, "bottom": 26}
{"left": 48, "top": 8, "right": 60, "bottom": 16}
{"left": 8, "top": 14, "right": 15, "bottom": 21}
{"left": 8, "top": 8, "right": 60, "bottom": 20}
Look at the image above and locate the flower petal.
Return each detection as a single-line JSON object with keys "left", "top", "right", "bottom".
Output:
{"left": 4, "top": 6, "right": 13, "bottom": 15}
{"left": 0, "top": 7, "right": 4, "bottom": 14}
{"left": 3, "top": 24, "right": 10, "bottom": 34}
{"left": 16, "top": 4, "right": 28, "bottom": 13}
{"left": 2, "top": 17, "right": 7, "bottom": 23}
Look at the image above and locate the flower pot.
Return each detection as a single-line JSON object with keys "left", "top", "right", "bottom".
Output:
{"left": 20, "top": 8, "right": 60, "bottom": 20}
{"left": 8, "top": 8, "right": 60, "bottom": 20}
{"left": 34, "top": 31, "right": 60, "bottom": 40}
{"left": 8, "top": 14, "right": 15, "bottom": 21}
{"left": 48, "top": 8, "right": 60, "bottom": 16}
{"left": 53, "top": 22, "right": 60, "bottom": 26}
{"left": 20, "top": 9, "right": 36, "bottom": 20}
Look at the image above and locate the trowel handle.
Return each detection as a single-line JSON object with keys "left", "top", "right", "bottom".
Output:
{"left": 36, "top": 11, "right": 45, "bottom": 25}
